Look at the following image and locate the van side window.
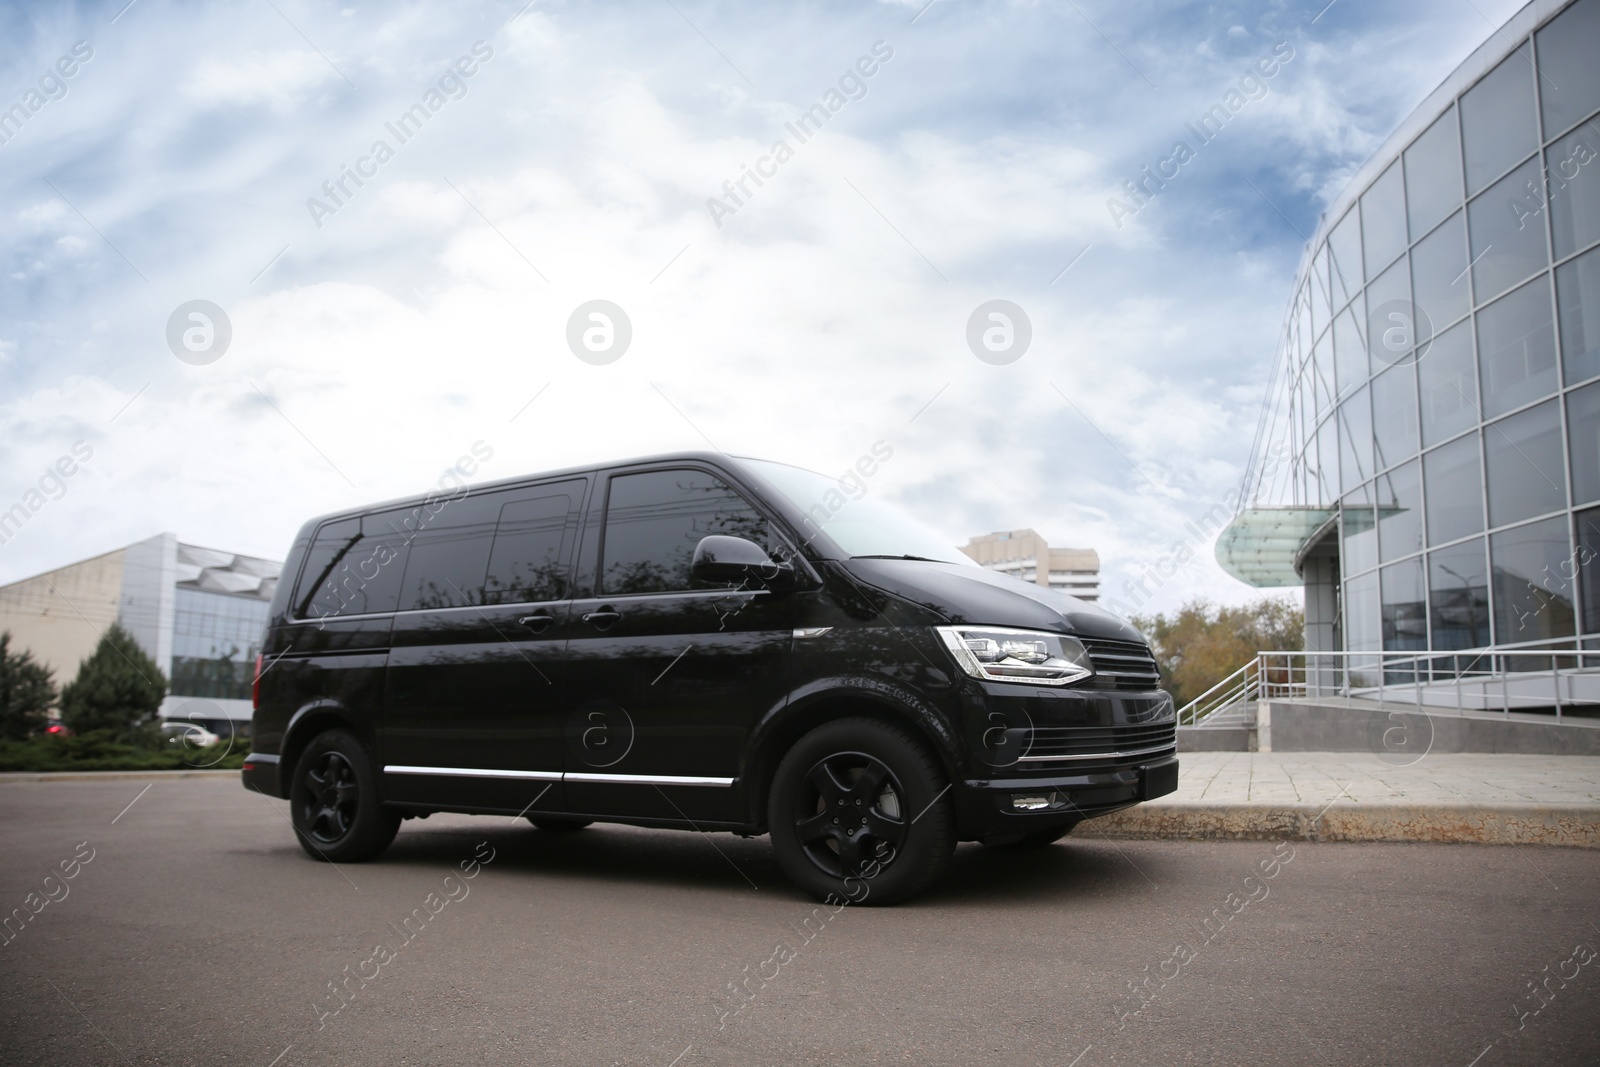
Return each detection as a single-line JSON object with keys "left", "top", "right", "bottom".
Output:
{"left": 483, "top": 482, "right": 583, "bottom": 604}
{"left": 294, "top": 515, "right": 409, "bottom": 619}
{"left": 396, "top": 493, "right": 502, "bottom": 611}
{"left": 601, "top": 470, "right": 769, "bottom": 595}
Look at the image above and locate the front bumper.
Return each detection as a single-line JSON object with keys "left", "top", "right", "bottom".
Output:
{"left": 954, "top": 755, "right": 1178, "bottom": 841}
{"left": 240, "top": 753, "right": 283, "bottom": 798}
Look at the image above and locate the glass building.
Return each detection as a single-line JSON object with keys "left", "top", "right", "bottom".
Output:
{"left": 0, "top": 533, "right": 280, "bottom": 734}
{"left": 1220, "top": 0, "right": 1600, "bottom": 677}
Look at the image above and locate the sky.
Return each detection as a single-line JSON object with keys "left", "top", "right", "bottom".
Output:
{"left": 0, "top": 0, "right": 1530, "bottom": 618}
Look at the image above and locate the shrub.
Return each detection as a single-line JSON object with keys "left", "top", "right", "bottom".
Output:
{"left": 0, "top": 632, "right": 57, "bottom": 741}
{"left": 59, "top": 624, "right": 168, "bottom": 742}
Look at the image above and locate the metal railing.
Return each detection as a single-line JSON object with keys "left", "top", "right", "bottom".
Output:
{"left": 1176, "top": 648, "right": 1600, "bottom": 727}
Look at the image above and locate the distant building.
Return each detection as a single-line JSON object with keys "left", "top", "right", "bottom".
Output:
{"left": 0, "top": 534, "right": 280, "bottom": 735}
{"left": 960, "top": 529, "right": 1101, "bottom": 602}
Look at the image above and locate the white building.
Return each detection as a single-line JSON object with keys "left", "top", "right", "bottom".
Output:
{"left": 0, "top": 534, "right": 280, "bottom": 735}
{"left": 960, "top": 529, "right": 1101, "bottom": 602}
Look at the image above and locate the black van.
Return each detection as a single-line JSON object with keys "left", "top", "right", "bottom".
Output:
{"left": 242, "top": 452, "right": 1176, "bottom": 903}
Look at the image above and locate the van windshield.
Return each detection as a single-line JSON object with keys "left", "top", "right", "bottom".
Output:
{"left": 740, "top": 459, "right": 978, "bottom": 567}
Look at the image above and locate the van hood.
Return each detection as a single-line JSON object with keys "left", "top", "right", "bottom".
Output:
{"left": 840, "top": 558, "right": 1147, "bottom": 644}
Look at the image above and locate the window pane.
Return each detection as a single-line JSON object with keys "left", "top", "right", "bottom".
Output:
{"left": 293, "top": 514, "right": 410, "bottom": 619}
{"left": 1381, "top": 557, "right": 1427, "bottom": 650}
{"left": 1468, "top": 155, "right": 1550, "bottom": 303}
{"left": 396, "top": 494, "right": 502, "bottom": 611}
{"left": 171, "top": 589, "right": 270, "bottom": 699}
{"left": 1425, "top": 434, "right": 1485, "bottom": 544}
{"left": 1558, "top": 243, "right": 1600, "bottom": 385}
{"left": 1342, "top": 484, "right": 1377, "bottom": 576}
{"left": 1365, "top": 255, "right": 1413, "bottom": 374}
{"left": 1328, "top": 208, "right": 1363, "bottom": 305}
{"left": 1429, "top": 538, "right": 1491, "bottom": 649}
{"left": 1377, "top": 458, "right": 1424, "bottom": 561}
{"left": 1410, "top": 211, "right": 1471, "bottom": 343}
{"left": 1460, "top": 41, "right": 1538, "bottom": 196}
{"left": 1339, "top": 387, "right": 1374, "bottom": 493}
{"left": 1345, "top": 571, "right": 1381, "bottom": 652}
{"left": 1577, "top": 506, "right": 1600, "bottom": 633}
{"left": 1536, "top": 0, "right": 1600, "bottom": 137}
{"left": 1334, "top": 300, "right": 1367, "bottom": 398}
{"left": 482, "top": 482, "right": 584, "bottom": 605}
{"left": 1316, "top": 415, "right": 1339, "bottom": 504}
{"left": 1419, "top": 320, "right": 1478, "bottom": 447}
{"left": 1491, "top": 516, "right": 1576, "bottom": 642}
{"left": 1310, "top": 248, "right": 1332, "bottom": 335}
{"left": 1404, "top": 106, "right": 1464, "bottom": 238}
{"left": 1372, "top": 362, "right": 1420, "bottom": 470}
{"left": 1361, "top": 162, "right": 1408, "bottom": 278}
{"left": 1313, "top": 332, "right": 1335, "bottom": 415}
{"left": 1547, "top": 121, "right": 1600, "bottom": 260}
{"left": 1568, "top": 381, "right": 1600, "bottom": 507}
{"left": 1485, "top": 399, "right": 1567, "bottom": 527}
{"left": 601, "top": 469, "right": 770, "bottom": 595}
{"left": 1477, "top": 275, "right": 1559, "bottom": 418}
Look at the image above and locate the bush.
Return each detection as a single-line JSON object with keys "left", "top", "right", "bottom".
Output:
{"left": 59, "top": 624, "right": 168, "bottom": 742}
{"left": 0, "top": 632, "right": 57, "bottom": 741}
{"left": 0, "top": 729, "right": 250, "bottom": 773}
{"left": 1130, "top": 596, "right": 1304, "bottom": 709}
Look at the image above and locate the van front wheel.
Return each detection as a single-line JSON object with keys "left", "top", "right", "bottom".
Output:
{"left": 289, "top": 729, "right": 400, "bottom": 863}
{"left": 768, "top": 718, "right": 954, "bottom": 905}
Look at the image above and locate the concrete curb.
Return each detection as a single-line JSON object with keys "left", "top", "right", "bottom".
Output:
{"left": 0, "top": 770, "right": 239, "bottom": 782}
{"left": 1092, "top": 801, "right": 1600, "bottom": 848}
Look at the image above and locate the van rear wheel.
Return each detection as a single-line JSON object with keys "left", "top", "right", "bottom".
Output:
{"left": 289, "top": 729, "right": 400, "bottom": 863}
{"left": 768, "top": 718, "right": 954, "bottom": 906}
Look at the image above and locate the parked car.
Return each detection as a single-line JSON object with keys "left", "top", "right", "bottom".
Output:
{"left": 44, "top": 719, "right": 70, "bottom": 737}
{"left": 163, "top": 722, "right": 221, "bottom": 748}
{"left": 242, "top": 452, "right": 1176, "bottom": 903}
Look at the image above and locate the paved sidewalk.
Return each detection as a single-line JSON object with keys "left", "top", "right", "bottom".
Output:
{"left": 1096, "top": 752, "right": 1600, "bottom": 847}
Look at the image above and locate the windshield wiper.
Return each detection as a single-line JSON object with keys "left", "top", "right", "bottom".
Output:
{"left": 852, "top": 554, "right": 945, "bottom": 563}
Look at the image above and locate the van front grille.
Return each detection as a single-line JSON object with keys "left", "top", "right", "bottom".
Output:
{"left": 1080, "top": 637, "right": 1163, "bottom": 691}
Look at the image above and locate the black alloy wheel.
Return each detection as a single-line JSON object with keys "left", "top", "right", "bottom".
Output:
{"left": 289, "top": 729, "right": 401, "bottom": 862}
{"left": 792, "top": 752, "right": 908, "bottom": 879}
{"left": 302, "top": 750, "right": 359, "bottom": 844}
{"left": 769, "top": 718, "right": 955, "bottom": 905}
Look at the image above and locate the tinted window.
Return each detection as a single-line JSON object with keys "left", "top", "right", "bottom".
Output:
{"left": 483, "top": 482, "right": 584, "bottom": 604}
{"left": 1403, "top": 107, "right": 1463, "bottom": 239}
{"left": 1477, "top": 275, "right": 1558, "bottom": 419}
{"left": 1424, "top": 435, "right": 1484, "bottom": 545}
{"left": 397, "top": 493, "right": 502, "bottom": 611}
{"left": 601, "top": 469, "right": 770, "bottom": 595}
{"left": 1491, "top": 516, "right": 1576, "bottom": 642}
{"left": 294, "top": 515, "right": 410, "bottom": 619}
{"left": 1547, "top": 122, "right": 1600, "bottom": 260}
{"left": 1485, "top": 400, "right": 1567, "bottom": 528}
{"left": 1409, "top": 211, "right": 1470, "bottom": 342}
{"left": 1360, "top": 162, "right": 1407, "bottom": 278}
{"left": 1429, "top": 538, "right": 1491, "bottom": 649}
{"left": 1468, "top": 156, "right": 1548, "bottom": 303}
{"left": 1558, "top": 244, "right": 1600, "bottom": 385}
{"left": 1536, "top": 0, "right": 1600, "bottom": 137}
{"left": 1459, "top": 42, "right": 1537, "bottom": 196}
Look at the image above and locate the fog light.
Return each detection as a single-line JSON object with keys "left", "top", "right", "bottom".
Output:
{"left": 1011, "top": 794, "right": 1053, "bottom": 811}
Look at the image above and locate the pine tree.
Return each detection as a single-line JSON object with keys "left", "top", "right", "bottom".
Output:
{"left": 59, "top": 623, "right": 168, "bottom": 740}
{"left": 0, "top": 632, "right": 57, "bottom": 741}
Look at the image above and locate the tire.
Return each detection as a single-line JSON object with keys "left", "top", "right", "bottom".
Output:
{"left": 768, "top": 718, "right": 955, "bottom": 906}
{"left": 289, "top": 729, "right": 400, "bottom": 863}
{"left": 528, "top": 817, "right": 594, "bottom": 833}
{"left": 983, "top": 825, "right": 1075, "bottom": 850}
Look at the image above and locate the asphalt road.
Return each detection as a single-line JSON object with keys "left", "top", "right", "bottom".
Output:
{"left": 2, "top": 776, "right": 1597, "bottom": 1067}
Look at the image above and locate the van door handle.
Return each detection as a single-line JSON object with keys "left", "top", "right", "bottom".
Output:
{"left": 517, "top": 614, "right": 554, "bottom": 633}
{"left": 582, "top": 608, "right": 621, "bottom": 629}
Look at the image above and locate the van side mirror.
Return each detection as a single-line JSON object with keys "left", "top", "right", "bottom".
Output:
{"left": 691, "top": 535, "right": 794, "bottom": 588}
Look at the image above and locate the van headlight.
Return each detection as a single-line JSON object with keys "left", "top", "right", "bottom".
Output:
{"left": 934, "top": 626, "right": 1094, "bottom": 687}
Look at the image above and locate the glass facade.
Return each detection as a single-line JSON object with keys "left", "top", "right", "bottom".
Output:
{"left": 170, "top": 588, "right": 270, "bottom": 700}
{"left": 1241, "top": 0, "right": 1600, "bottom": 657}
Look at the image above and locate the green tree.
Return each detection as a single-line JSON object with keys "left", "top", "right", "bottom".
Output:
{"left": 1130, "top": 596, "right": 1303, "bottom": 710}
{"left": 59, "top": 624, "right": 168, "bottom": 742}
{"left": 0, "top": 632, "right": 57, "bottom": 741}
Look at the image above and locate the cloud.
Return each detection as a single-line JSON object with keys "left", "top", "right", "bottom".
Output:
{"left": 0, "top": 0, "right": 1533, "bottom": 619}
